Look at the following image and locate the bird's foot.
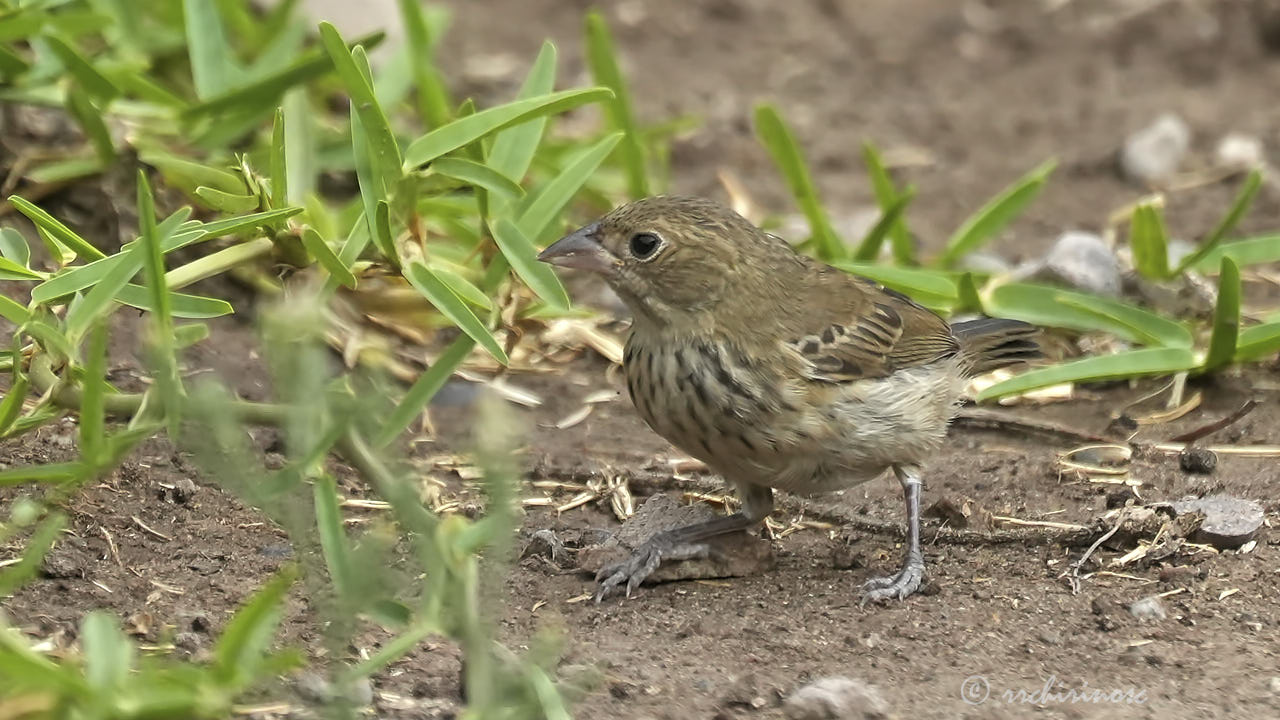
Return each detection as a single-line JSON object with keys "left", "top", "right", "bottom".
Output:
{"left": 859, "top": 557, "right": 924, "bottom": 605}
{"left": 594, "top": 533, "right": 712, "bottom": 602}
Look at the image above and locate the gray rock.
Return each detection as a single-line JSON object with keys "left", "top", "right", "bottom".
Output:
{"left": 1017, "top": 231, "right": 1121, "bottom": 296}
{"left": 1129, "top": 595, "right": 1168, "bottom": 622}
{"left": 1120, "top": 113, "right": 1191, "bottom": 185}
{"left": 784, "top": 677, "right": 890, "bottom": 720}
{"left": 1160, "top": 495, "right": 1265, "bottom": 549}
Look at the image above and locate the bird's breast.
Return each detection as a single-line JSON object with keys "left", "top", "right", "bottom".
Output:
{"left": 622, "top": 333, "right": 809, "bottom": 471}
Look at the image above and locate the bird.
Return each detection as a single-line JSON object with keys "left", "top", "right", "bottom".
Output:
{"left": 537, "top": 195, "right": 1040, "bottom": 604}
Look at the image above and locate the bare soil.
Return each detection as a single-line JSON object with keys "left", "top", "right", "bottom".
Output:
{"left": 4, "top": 1, "right": 1280, "bottom": 718}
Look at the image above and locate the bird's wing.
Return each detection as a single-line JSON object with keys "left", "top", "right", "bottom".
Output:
{"left": 783, "top": 271, "right": 959, "bottom": 383}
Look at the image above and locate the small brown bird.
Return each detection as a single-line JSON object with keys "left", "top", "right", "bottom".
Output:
{"left": 538, "top": 196, "right": 1039, "bottom": 604}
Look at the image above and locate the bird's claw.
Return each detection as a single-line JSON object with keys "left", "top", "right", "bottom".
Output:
{"left": 859, "top": 559, "right": 924, "bottom": 605}
{"left": 593, "top": 535, "right": 711, "bottom": 603}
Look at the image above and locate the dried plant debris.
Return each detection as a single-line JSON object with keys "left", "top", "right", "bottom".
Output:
{"left": 576, "top": 493, "right": 775, "bottom": 584}
{"left": 924, "top": 496, "right": 995, "bottom": 531}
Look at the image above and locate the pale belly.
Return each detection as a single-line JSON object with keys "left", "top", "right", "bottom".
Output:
{"left": 624, "top": 336, "right": 964, "bottom": 495}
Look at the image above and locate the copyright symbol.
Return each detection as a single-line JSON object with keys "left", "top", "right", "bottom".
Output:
{"left": 960, "top": 675, "right": 990, "bottom": 705}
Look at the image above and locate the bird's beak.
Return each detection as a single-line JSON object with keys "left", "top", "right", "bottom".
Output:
{"left": 537, "top": 222, "right": 617, "bottom": 275}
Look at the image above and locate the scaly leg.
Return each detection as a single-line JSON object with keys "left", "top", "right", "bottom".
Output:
{"left": 594, "top": 483, "right": 773, "bottom": 602}
{"left": 859, "top": 464, "right": 925, "bottom": 604}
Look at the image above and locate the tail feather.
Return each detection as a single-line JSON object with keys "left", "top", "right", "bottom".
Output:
{"left": 952, "top": 317, "right": 1042, "bottom": 376}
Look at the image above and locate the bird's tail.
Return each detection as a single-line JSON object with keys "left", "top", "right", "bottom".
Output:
{"left": 952, "top": 317, "right": 1042, "bottom": 376}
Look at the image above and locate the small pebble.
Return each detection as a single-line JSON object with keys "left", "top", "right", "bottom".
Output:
{"left": 174, "top": 632, "right": 202, "bottom": 652}
{"left": 1215, "top": 133, "right": 1265, "bottom": 170}
{"left": 1129, "top": 595, "right": 1168, "bottom": 622}
{"left": 783, "top": 676, "right": 889, "bottom": 720}
{"left": 1179, "top": 446, "right": 1218, "bottom": 474}
{"left": 1269, "top": 676, "right": 1280, "bottom": 694}
{"left": 171, "top": 477, "right": 198, "bottom": 504}
{"left": 1120, "top": 113, "right": 1191, "bottom": 185}
{"left": 1024, "top": 231, "right": 1122, "bottom": 296}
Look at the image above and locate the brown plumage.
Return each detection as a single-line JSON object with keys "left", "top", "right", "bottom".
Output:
{"left": 539, "top": 195, "right": 1040, "bottom": 603}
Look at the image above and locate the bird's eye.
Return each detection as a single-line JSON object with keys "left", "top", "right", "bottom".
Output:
{"left": 629, "top": 232, "right": 662, "bottom": 260}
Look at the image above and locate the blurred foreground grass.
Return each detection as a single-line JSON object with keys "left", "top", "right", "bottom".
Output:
{"left": 1, "top": 1, "right": 1279, "bottom": 717}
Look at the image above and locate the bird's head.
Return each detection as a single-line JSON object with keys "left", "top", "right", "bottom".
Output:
{"left": 538, "top": 195, "right": 796, "bottom": 329}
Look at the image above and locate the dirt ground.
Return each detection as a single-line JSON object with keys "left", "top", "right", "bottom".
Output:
{"left": 4, "top": 1, "right": 1280, "bottom": 718}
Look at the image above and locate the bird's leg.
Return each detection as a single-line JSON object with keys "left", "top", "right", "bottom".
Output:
{"left": 860, "top": 464, "right": 925, "bottom": 604}
{"left": 594, "top": 484, "right": 773, "bottom": 602}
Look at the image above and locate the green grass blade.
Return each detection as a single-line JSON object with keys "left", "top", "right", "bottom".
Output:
{"left": 405, "top": 262, "right": 508, "bottom": 364}
{"left": 939, "top": 158, "right": 1056, "bottom": 267}
{"left": 180, "top": 34, "right": 385, "bottom": 120}
{"left": 282, "top": 89, "right": 314, "bottom": 205}
{"left": 516, "top": 132, "right": 622, "bottom": 242}
{"left": 0, "top": 43, "right": 29, "bottom": 77}
{"left": 402, "top": 88, "right": 614, "bottom": 169}
{"left": 754, "top": 104, "right": 842, "bottom": 262}
{"left": 584, "top": 11, "right": 648, "bottom": 198}
{"left": 270, "top": 107, "right": 287, "bottom": 208}
{"left": 861, "top": 141, "right": 913, "bottom": 264}
{"left": 314, "top": 475, "right": 355, "bottom": 601}
{"left": 201, "top": 207, "right": 303, "bottom": 237}
{"left": 372, "top": 199, "right": 398, "bottom": 266}
{"left": 1235, "top": 322, "right": 1280, "bottom": 362}
{"left": 0, "top": 256, "right": 41, "bottom": 281}
{"left": 0, "top": 462, "right": 92, "bottom": 485}
{"left": 183, "top": 0, "right": 236, "bottom": 99}
{"left": 1202, "top": 256, "right": 1240, "bottom": 372}
{"left": 430, "top": 158, "right": 523, "bottom": 202}
{"left": 212, "top": 565, "right": 297, "bottom": 688}
{"left": 137, "top": 171, "right": 180, "bottom": 428}
{"left": 300, "top": 227, "right": 356, "bottom": 288}
{"left": 1189, "top": 234, "right": 1280, "bottom": 271}
{"left": 957, "top": 272, "right": 984, "bottom": 314}
{"left": 492, "top": 217, "right": 570, "bottom": 309}
{"left": 397, "top": 0, "right": 452, "bottom": 129}
{"left": 64, "top": 243, "right": 144, "bottom": 342}
{"left": 8, "top": 196, "right": 106, "bottom": 261}
{"left": 985, "top": 282, "right": 1192, "bottom": 348}
{"left": 20, "top": 319, "right": 74, "bottom": 360}
{"left": 852, "top": 189, "right": 913, "bottom": 263}
{"left": 1128, "top": 202, "right": 1170, "bottom": 279}
{"left": 977, "top": 347, "right": 1198, "bottom": 401}
{"left": 141, "top": 150, "right": 246, "bottom": 195}
{"left": 195, "top": 186, "right": 260, "bottom": 213}
{"left": 78, "top": 322, "right": 107, "bottom": 461}
{"left": 1175, "top": 169, "right": 1264, "bottom": 274}
{"left": 81, "top": 612, "right": 133, "bottom": 690}
{"left": 0, "top": 514, "right": 67, "bottom": 598}
{"left": 174, "top": 322, "right": 211, "bottom": 348}
{"left": 64, "top": 84, "right": 115, "bottom": 164}
{"left": 487, "top": 41, "right": 557, "bottom": 183}
{"left": 834, "top": 262, "right": 958, "bottom": 305}
{"left": 0, "top": 227, "right": 31, "bottom": 267}
{"left": 430, "top": 264, "right": 492, "bottom": 310}
{"left": 28, "top": 209, "right": 294, "bottom": 305}
{"left": 375, "top": 334, "right": 475, "bottom": 448}
{"left": 42, "top": 34, "right": 119, "bottom": 101}
{"left": 0, "top": 295, "right": 32, "bottom": 324}
{"left": 1057, "top": 295, "right": 1190, "bottom": 348}
{"left": 115, "top": 285, "right": 234, "bottom": 318}
{"left": 0, "top": 364, "right": 29, "bottom": 436}
{"left": 319, "top": 23, "right": 402, "bottom": 190}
